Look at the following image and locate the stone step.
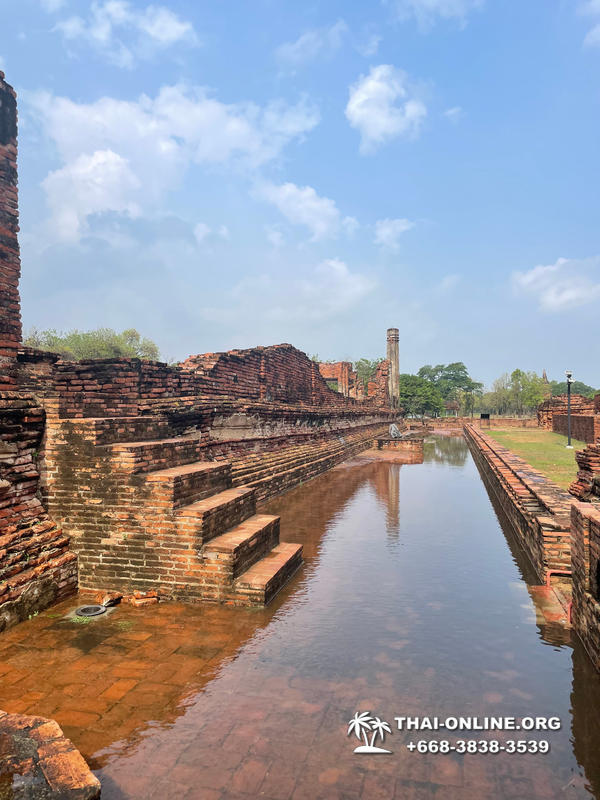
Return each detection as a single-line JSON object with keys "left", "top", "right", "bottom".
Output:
{"left": 176, "top": 486, "right": 256, "bottom": 544}
{"left": 202, "top": 514, "right": 280, "bottom": 582}
{"left": 109, "top": 435, "right": 205, "bottom": 474}
{"left": 235, "top": 434, "right": 372, "bottom": 500}
{"left": 231, "top": 437, "right": 352, "bottom": 485}
{"left": 145, "top": 461, "right": 231, "bottom": 509}
{"left": 232, "top": 542, "right": 303, "bottom": 606}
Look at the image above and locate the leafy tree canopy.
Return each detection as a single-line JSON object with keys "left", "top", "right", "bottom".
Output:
{"left": 23, "top": 327, "right": 161, "bottom": 362}
{"left": 550, "top": 380, "right": 598, "bottom": 399}
{"left": 417, "top": 362, "right": 483, "bottom": 401}
{"left": 398, "top": 374, "right": 445, "bottom": 418}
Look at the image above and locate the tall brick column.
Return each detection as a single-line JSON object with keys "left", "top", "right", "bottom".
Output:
{"left": 386, "top": 328, "right": 399, "bottom": 409}
{"left": 0, "top": 72, "right": 21, "bottom": 390}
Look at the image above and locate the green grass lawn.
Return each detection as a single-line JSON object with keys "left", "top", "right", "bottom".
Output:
{"left": 485, "top": 428, "right": 586, "bottom": 490}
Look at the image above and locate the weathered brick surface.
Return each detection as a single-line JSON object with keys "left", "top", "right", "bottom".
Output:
{"left": 571, "top": 502, "right": 600, "bottom": 671}
{"left": 0, "top": 393, "right": 77, "bottom": 631}
{"left": 433, "top": 416, "right": 538, "bottom": 430}
{"left": 0, "top": 709, "right": 100, "bottom": 799}
{"left": 553, "top": 412, "right": 600, "bottom": 444}
{"left": 375, "top": 437, "right": 424, "bottom": 463}
{"left": 43, "top": 401, "right": 390, "bottom": 604}
{"left": 0, "top": 73, "right": 21, "bottom": 389}
{"left": 570, "top": 442, "right": 600, "bottom": 501}
{"left": 465, "top": 424, "right": 572, "bottom": 581}
{"left": 537, "top": 395, "right": 595, "bottom": 429}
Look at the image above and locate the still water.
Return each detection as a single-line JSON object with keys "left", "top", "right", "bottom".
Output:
{"left": 2, "top": 435, "right": 600, "bottom": 799}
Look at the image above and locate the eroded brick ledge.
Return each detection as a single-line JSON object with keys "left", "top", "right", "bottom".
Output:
{"left": 0, "top": 709, "right": 100, "bottom": 799}
{"left": 464, "top": 424, "right": 572, "bottom": 582}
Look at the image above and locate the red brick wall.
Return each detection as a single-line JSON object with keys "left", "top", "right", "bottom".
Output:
{"left": 553, "top": 414, "right": 600, "bottom": 444}
{"left": 570, "top": 443, "right": 600, "bottom": 501}
{"left": 571, "top": 502, "right": 600, "bottom": 671}
{"left": 367, "top": 360, "right": 389, "bottom": 405}
{"left": 433, "top": 417, "right": 538, "bottom": 429}
{"left": 44, "top": 406, "right": 390, "bottom": 598}
{"left": 465, "top": 424, "right": 572, "bottom": 580}
{"left": 318, "top": 362, "right": 354, "bottom": 397}
{"left": 0, "top": 393, "right": 77, "bottom": 631}
{"left": 537, "top": 395, "right": 594, "bottom": 429}
{"left": 21, "top": 344, "right": 382, "bottom": 419}
{"left": 0, "top": 73, "right": 21, "bottom": 390}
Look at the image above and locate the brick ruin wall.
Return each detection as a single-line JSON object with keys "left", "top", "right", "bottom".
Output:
{"left": 0, "top": 394, "right": 77, "bottom": 632}
{"left": 464, "top": 424, "right": 572, "bottom": 581}
{"left": 43, "top": 405, "right": 391, "bottom": 600}
{"left": 571, "top": 502, "right": 600, "bottom": 671}
{"left": 318, "top": 361, "right": 353, "bottom": 396}
{"left": 14, "top": 343, "right": 388, "bottom": 420}
{"left": 433, "top": 416, "right": 539, "bottom": 430}
{"left": 537, "top": 395, "right": 595, "bottom": 430}
{"left": 553, "top": 413, "right": 600, "bottom": 444}
{"left": 367, "top": 360, "right": 390, "bottom": 405}
{"left": 0, "top": 73, "right": 21, "bottom": 389}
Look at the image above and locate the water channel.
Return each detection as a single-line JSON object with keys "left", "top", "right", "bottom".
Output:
{"left": 2, "top": 435, "right": 600, "bottom": 799}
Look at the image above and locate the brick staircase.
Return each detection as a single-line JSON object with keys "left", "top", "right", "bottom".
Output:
{"left": 105, "top": 430, "right": 302, "bottom": 606}
{"left": 228, "top": 426, "right": 386, "bottom": 500}
{"left": 47, "top": 414, "right": 387, "bottom": 606}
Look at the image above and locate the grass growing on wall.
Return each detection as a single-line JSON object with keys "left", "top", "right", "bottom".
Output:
{"left": 486, "top": 428, "right": 586, "bottom": 490}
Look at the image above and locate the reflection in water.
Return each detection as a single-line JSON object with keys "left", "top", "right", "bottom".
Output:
{"left": 424, "top": 434, "right": 470, "bottom": 467}
{"left": 1, "top": 436, "right": 600, "bottom": 799}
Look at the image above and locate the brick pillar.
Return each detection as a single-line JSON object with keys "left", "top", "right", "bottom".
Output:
{"left": 0, "top": 72, "right": 21, "bottom": 389}
{"left": 386, "top": 328, "right": 399, "bottom": 409}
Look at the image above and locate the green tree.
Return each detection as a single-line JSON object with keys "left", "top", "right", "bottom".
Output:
{"left": 354, "top": 358, "right": 384, "bottom": 390}
{"left": 23, "top": 327, "right": 161, "bottom": 361}
{"left": 550, "top": 380, "right": 598, "bottom": 398}
{"left": 398, "top": 374, "right": 445, "bottom": 418}
{"left": 417, "top": 362, "right": 482, "bottom": 402}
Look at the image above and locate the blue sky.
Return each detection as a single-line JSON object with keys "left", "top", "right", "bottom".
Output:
{"left": 2, "top": 0, "right": 599, "bottom": 386}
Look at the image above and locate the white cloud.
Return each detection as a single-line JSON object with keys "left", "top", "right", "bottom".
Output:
{"left": 385, "top": 0, "right": 483, "bottom": 30}
{"left": 204, "top": 258, "right": 375, "bottom": 324}
{"left": 30, "top": 85, "right": 319, "bottom": 242}
{"left": 342, "top": 216, "right": 360, "bottom": 236}
{"left": 512, "top": 256, "right": 600, "bottom": 312}
{"left": 357, "top": 33, "right": 382, "bottom": 57}
{"left": 579, "top": 1, "right": 600, "bottom": 46}
{"left": 257, "top": 181, "right": 342, "bottom": 240}
{"left": 584, "top": 24, "right": 600, "bottom": 46}
{"left": 54, "top": 0, "right": 197, "bottom": 67}
{"left": 42, "top": 149, "right": 141, "bottom": 241}
{"left": 193, "top": 223, "right": 211, "bottom": 244}
{"left": 194, "top": 222, "right": 230, "bottom": 245}
{"left": 345, "top": 65, "right": 427, "bottom": 153}
{"left": 275, "top": 20, "right": 347, "bottom": 67}
{"left": 444, "top": 105, "right": 463, "bottom": 123}
{"left": 374, "top": 217, "right": 415, "bottom": 249}
{"left": 265, "top": 226, "right": 285, "bottom": 248}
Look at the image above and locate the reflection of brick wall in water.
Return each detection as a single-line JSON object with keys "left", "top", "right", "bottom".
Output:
{"left": 0, "top": 72, "right": 21, "bottom": 389}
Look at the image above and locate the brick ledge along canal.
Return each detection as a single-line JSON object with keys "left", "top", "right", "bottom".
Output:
{"left": 2, "top": 434, "right": 600, "bottom": 799}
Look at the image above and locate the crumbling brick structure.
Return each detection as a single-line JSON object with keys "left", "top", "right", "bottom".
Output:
{"left": 0, "top": 75, "right": 77, "bottom": 631}
{"left": 0, "top": 72, "right": 21, "bottom": 390}
{"left": 571, "top": 502, "right": 600, "bottom": 671}
{"left": 318, "top": 361, "right": 354, "bottom": 397}
{"left": 537, "top": 395, "right": 595, "bottom": 430}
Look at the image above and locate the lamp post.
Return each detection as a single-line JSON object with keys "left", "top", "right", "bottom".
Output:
{"left": 566, "top": 370, "right": 574, "bottom": 449}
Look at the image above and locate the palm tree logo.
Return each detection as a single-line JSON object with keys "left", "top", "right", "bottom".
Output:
{"left": 347, "top": 711, "right": 392, "bottom": 754}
